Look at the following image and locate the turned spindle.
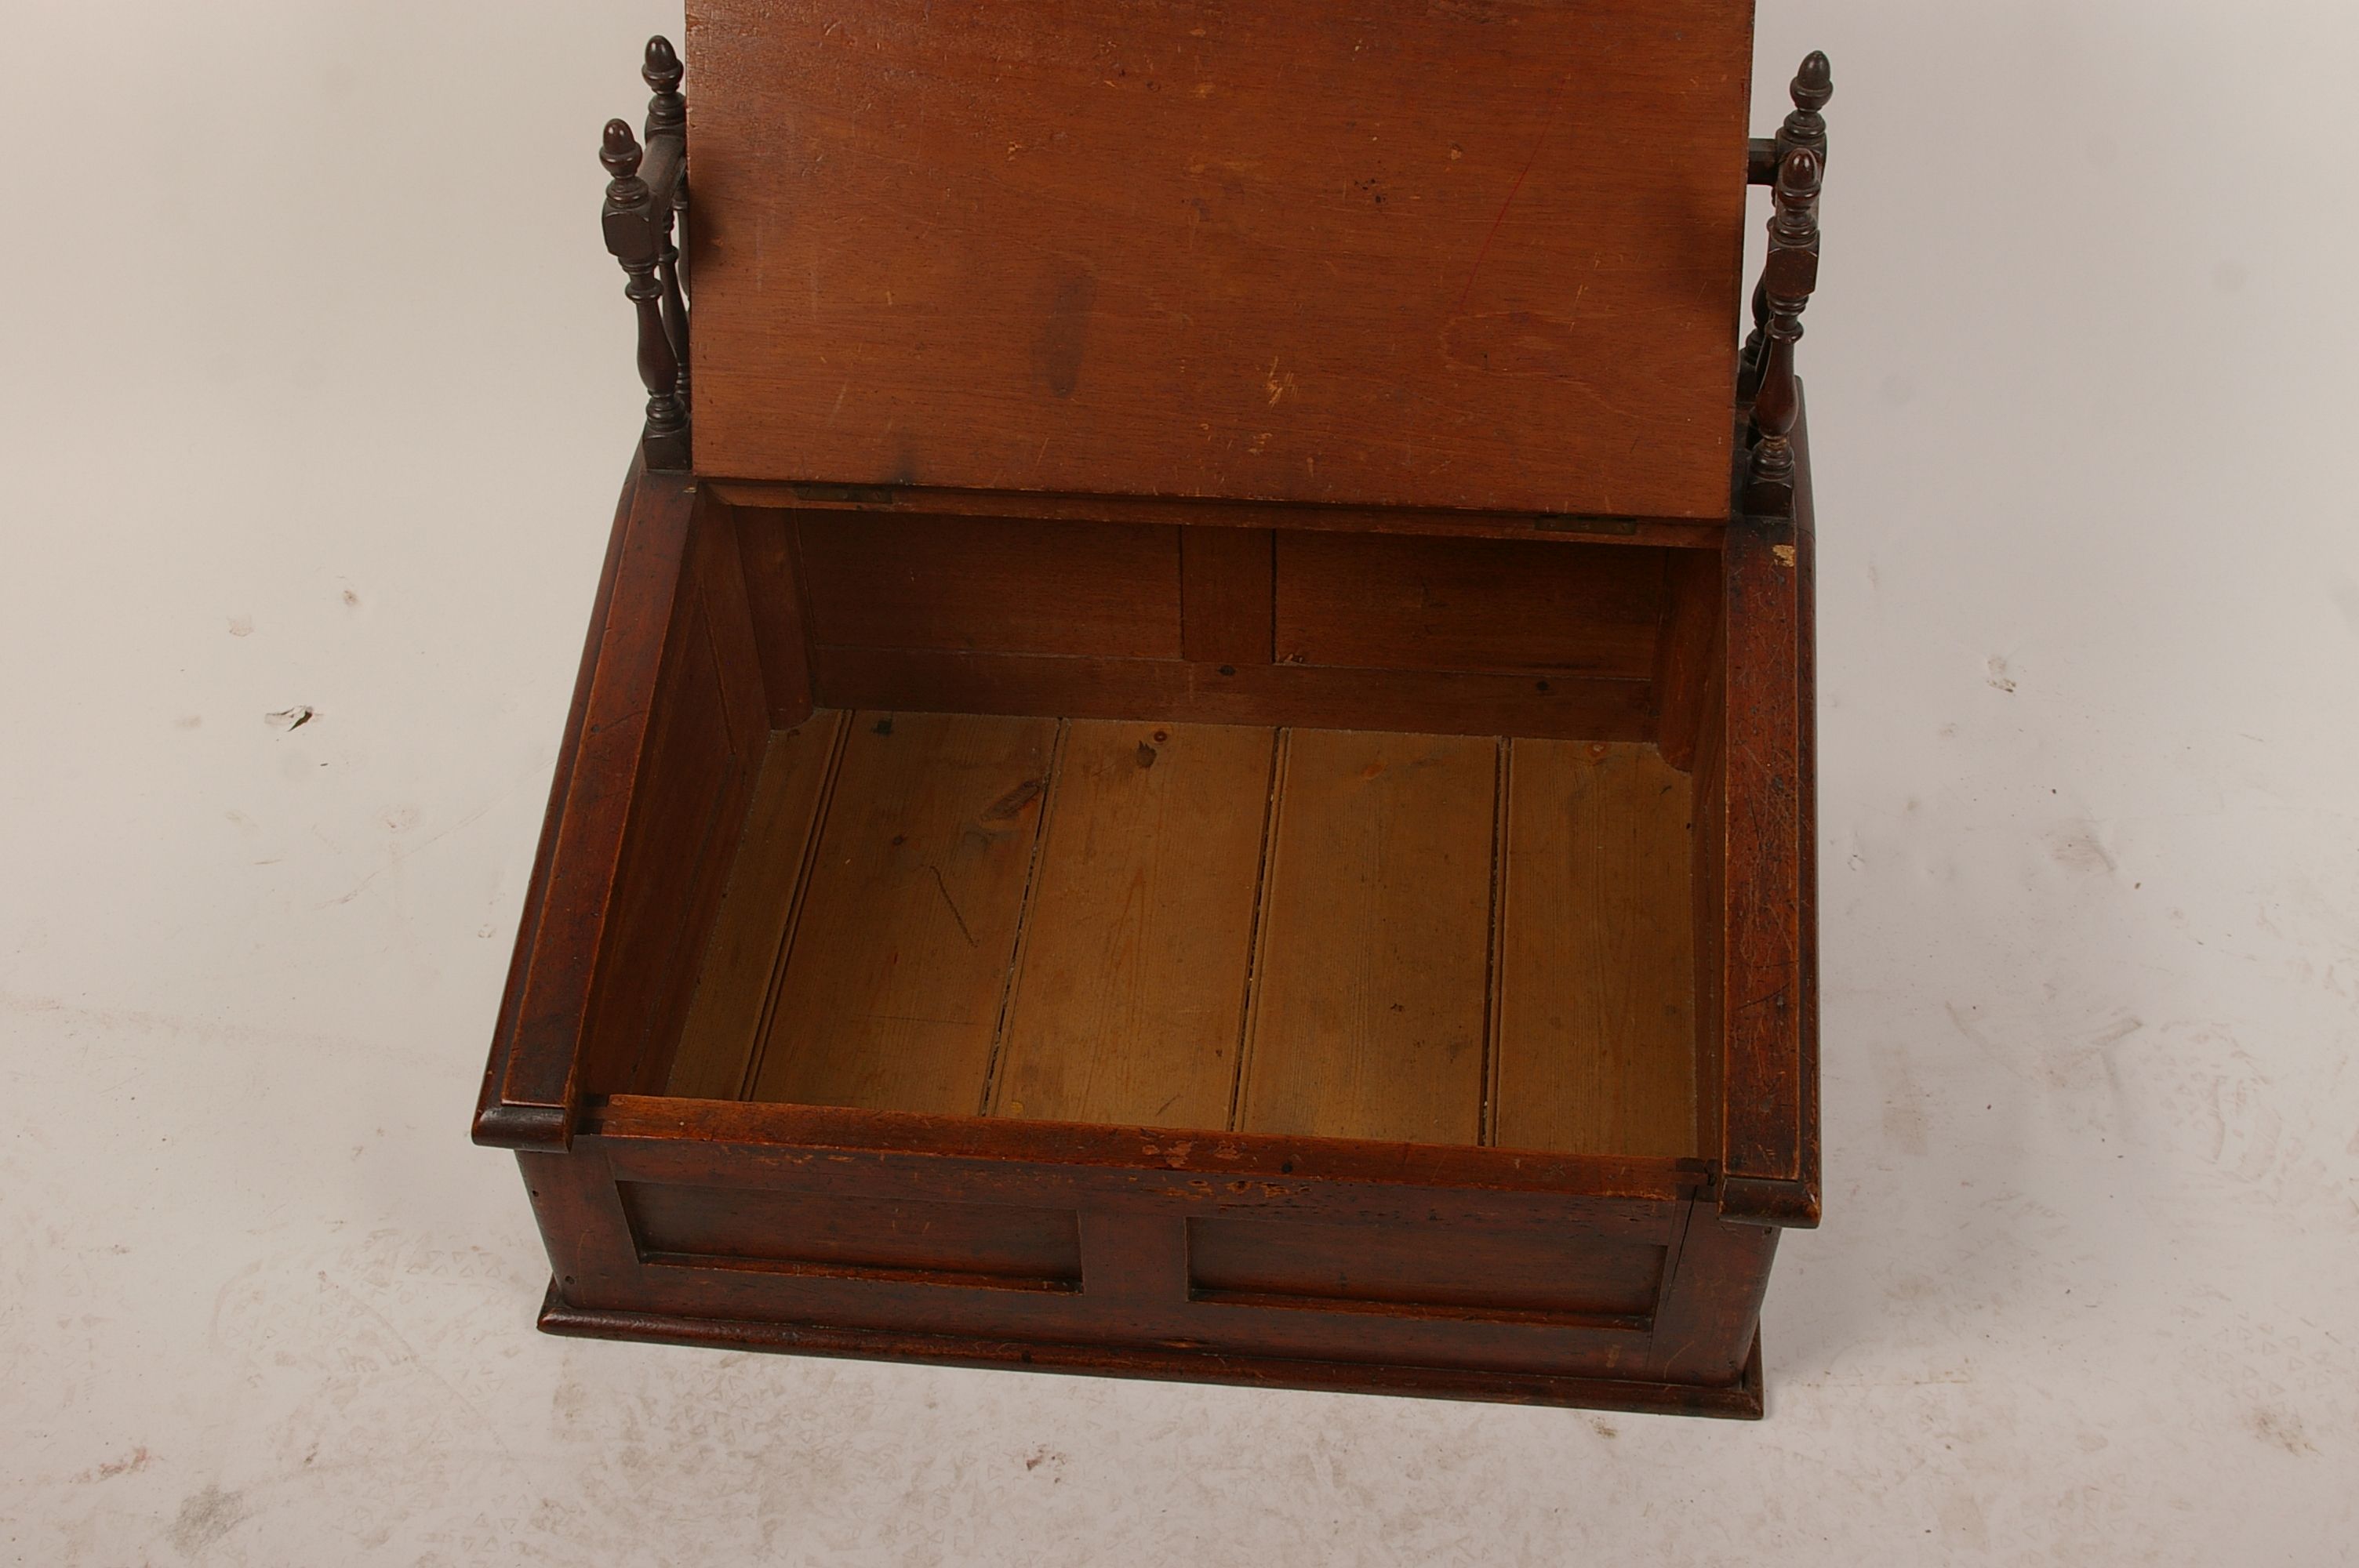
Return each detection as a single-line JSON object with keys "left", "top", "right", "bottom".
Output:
{"left": 642, "top": 36, "right": 692, "bottom": 411}
{"left": 602, "top": 118, "right": 689, "bottom": 468}
{"left": 1747, "top": 52, "right": 1834, "bottom": 377}
{"left": 1745, "top": 145, "right": 1822, "bottom": 515}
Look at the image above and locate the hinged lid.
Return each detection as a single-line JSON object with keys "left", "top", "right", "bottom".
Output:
{"left": 686, "top": 0, "right": 1756, "bottom": 518}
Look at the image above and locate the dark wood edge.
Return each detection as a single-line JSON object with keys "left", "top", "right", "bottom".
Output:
{"left": 1718, "top": 1176, "right": 1818, "bottom": 1229}
{"left": 704, "top": 478, "right": 1727, "bottom": 550}
{"left": 588, "top": 1094, "right": 1710, "bottom": 1203}
{"left": 536, "top": 1283, "right": 1765, "bottom": 1417}
{"left": 474, "top": 453, "right": 643, "bottom": 1150}
{"left": 1715, "top": 390, "right": 1819, "bottom": 1229}
{"left": 473, "top": 459, "right": 699, "bottom": 1152}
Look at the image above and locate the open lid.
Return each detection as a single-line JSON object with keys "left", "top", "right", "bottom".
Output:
{"left": 685, "top": 0, "right": 1756, "bottom": 519}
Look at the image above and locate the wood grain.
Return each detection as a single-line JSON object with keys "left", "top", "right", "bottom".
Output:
{"left": 666, "top": 712, "right": 849, "bottom": 1100}
{"left": 1180, "top": 528, "right": 1276, "bottom": 666}
{"left": 809, "top": 645, "right": 1656, "bottom": 742}
{"left": 1276, "top": 532, "right": 1669, "bottom": 679}
{"left": 989, "top": 720, "right": 1275, "bottom": 1131}
{"left": 1494, "top": 741, "right": 1697, "bottom": 1157}
{"left": 685, "top": 0, "right": 1754, "bottom": 517}
{"left": 747, "top": 711, "right": 1057, "bottom": 1113}
{"left": 797, "top": 514, "right": 1183, "bottom": 659}
{"left": 1236, "top": 729, "right": 1498, "bottom": 1145}
{"left": 1715, "top": 515, "right": 1809, "bottom": 1223}
{"left": 1652, "top": 546, "right": 1721, "bottom": 771}
{"left": 734, "top": 506, "right": 816, "bottom": 726}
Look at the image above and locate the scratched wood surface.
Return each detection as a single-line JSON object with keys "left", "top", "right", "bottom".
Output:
{"left": 666, "top": 711, "right": 848, "bottom": 1099}
{"left": 1493, "top": 740, "right": 1697, "bottom": 1156}
{"left": 988, "top": 720, "right": 1275, "bottom": 1130}
{"left": 697, "top": 712, "right": 1702, "bottom": 1156}
{"left": 1231, "top": 729, "right": 1500, "bottom": 1145}
{"left": 685, "top": 0, "right": 1756, "bottom": 517}
{"left": 745, "top": 712, "right": 1058, "bottom": 1112}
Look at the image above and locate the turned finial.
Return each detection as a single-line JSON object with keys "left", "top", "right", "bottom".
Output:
{"left": 643, "top": 36, "right": 686, "bottom": 143}
{"left": 1780, "top": 52, "right": 1833, "bottom": 165}
{"left": 1792, "top": 52, "right": 1833, "bottom": 115}
{"left": 602, "top": 118, "right": 646, "bottom": 198}
{"left": 1771, "top": 145, "right": 1823, "bottom": 249}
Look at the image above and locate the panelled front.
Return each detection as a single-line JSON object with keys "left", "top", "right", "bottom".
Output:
{"left": 529, "top": 1127, "right": 1753, "bottom": 1385}
{"left": 788, "top": 510, "right": 1669, "bottom": 741}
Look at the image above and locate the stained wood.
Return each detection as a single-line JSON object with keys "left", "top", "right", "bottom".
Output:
{"left": 1717, "top": 520, "right": 1805, "bottom": 1204}
{"left": 685, "top": 0, "right": 1754, "bottom": 517}
{"left": 1652, "top": 546, "right": 1721, "bottom": 771}
{"left": 809, "top": 645, "right": 1655, "bottom": 742}
{"left": 711, "top": 485, "right": 1725, "bottom": 551}
{"left": 1276, "top": 533, "right": 1669, "bottom": 679}
{"left": 798, "top": 514, "right": 1183, "bottom": 659}
{"left": 1236, "top": 730, "right": 1498, "bottom": 1145}
{"left": 580, "top": 495, "right": 770, "bottom": 1100}
{"left": 666, "top": 713, "right": 849, "bottom": 1099}
{"left": 620, "top": 1181, "right": 1084, "bottom": 1289}
{"left": 1495, "top": 742, "right": 1697, "bottom": 1157}
{"left": 990, "top": 721, "right": 1274, "bottom": 1131}
{"left": 734, "top": 507, "right": 816, "bottom": 726}
{"left": 747, "top": 711, "right": 1056, "bottom": 1113}
{"left": 1187, "top": 1215, "right": 1666, "bottom": 1322}
{"left": 1180, "top": 529, "right": 1275, "bottom": 666}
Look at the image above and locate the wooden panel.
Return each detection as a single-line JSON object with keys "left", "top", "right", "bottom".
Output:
{"left": 1691, "top": 664, "right": 1728, "bottom": 1160}
{"left": 1180, "top": 528, "right": 1275, "bottom": 665}
{"left": 482, "top": 462, "right": 693, "bottom": 1145}
{"left": 1188, "top": 1216, "right": 1665, "bottom": 1323}
{"left": 1718, "top": 521, "right": 1805, "bottom": 1196}
{"left": 1275, "top": 533, "right": 1667, "bottom": 679}
{"left": 798, "top": 514, "right": 1182, "bottom": 659}
{"left": 1653, "top": 546, "right": 1721, "bottom": 771}
{"left": 810, "top": 645, "right": 1656, "bottom": 742}
{"left": 990, "top": 721, "right": 1274, "bottom": 1130}
{"left": 686, "top": 0, "right": 1754, "bottom": 517}
{"left": 735, "top": 507, "right": 816, "bottom": 725}
{"left": 1237, "top": 730, "right": 1498, "bottom": 1144}
{"left": 747, "top": 712, "right": 1057, "bottom": 1113}
{"left": 580, "top": 503, "right": 769, "bottom": 1098}
{"left": 620, "top": 1181, "right": 1083, "bottom": 1290}
{"left": 666, "top": 713, "right": 850, "bottom": 1100}
{"left": 1495, "top": 742, "right": 1697, "bottom": 1157}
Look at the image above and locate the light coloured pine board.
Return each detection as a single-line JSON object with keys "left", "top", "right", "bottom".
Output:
{"left": 1236, "top": 729, "right": 1499, "bottom": 1145}
{"left": 747, "top": 711, "right": 1057, "bottom": 1113}
{"left": 989, "top": 720, "right": 1275, "bottom": 1131}
{"left": 1494, "top": 740, "right": 1697, "bottom": 1156}
{"left": 665, "top": 711, "right": 849, "bottom": 1099}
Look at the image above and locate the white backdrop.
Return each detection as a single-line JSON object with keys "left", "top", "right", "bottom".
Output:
{"left": 5, "top": 2, "right": 2354, "bottom": 1562}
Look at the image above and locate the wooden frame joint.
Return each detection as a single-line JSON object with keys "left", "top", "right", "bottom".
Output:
{"left": 473, "top": 1100, "right": 574, "bottom": 1153}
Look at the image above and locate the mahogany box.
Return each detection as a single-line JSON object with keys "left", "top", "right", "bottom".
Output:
{"left": 476, "top": 0, "right": 1830, "bottom": 1417}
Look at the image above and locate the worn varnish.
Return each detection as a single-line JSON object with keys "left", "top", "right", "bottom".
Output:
{"left": 665, "top": 713, "right": 1702, "bottom": 1161}
{"left": 685, "top": 0, "right": 1757, "bottom": 517}
{"left": 481, "top": 20, "right": 1832, "bottom": 1418}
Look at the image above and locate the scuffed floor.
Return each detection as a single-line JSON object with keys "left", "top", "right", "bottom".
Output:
{"left": 3, "top": 2, "right": 2355, "bottom": 1563}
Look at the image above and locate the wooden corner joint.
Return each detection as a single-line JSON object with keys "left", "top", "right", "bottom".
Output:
{"left": 472, "top": 1100, "right": 574, "bottom": 1153}
{"left": 1741, "top": 52, "right": 1831, "bottom": 519}
{"left": 601, "top": 36, "right": 693, "bottom": 471}
{"left": 1717, "top": 1174, "right": 1821, "bottom": 1229}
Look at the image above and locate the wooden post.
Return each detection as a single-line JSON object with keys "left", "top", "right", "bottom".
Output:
{"left": 643, "top": 36, "right": 691, "bottom": 412}
{"left": 602, "top": 119, "right": 690, "bottom": 470}
{"left": 1745, "top": 53, "right": 1833, "bottom": 381}
{"left": 1745, "top": 147, "right": 1822, "bottom": 517}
